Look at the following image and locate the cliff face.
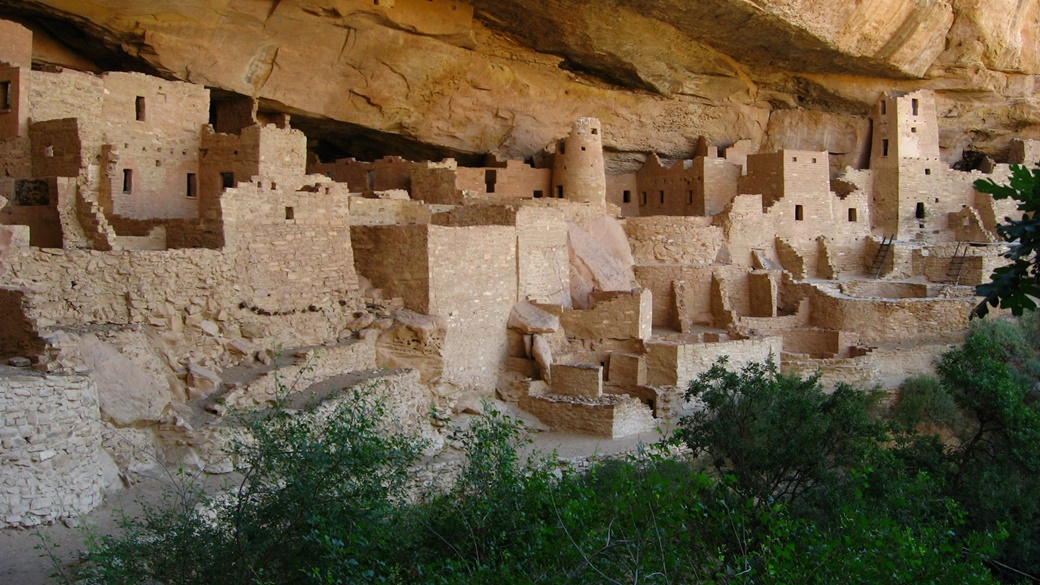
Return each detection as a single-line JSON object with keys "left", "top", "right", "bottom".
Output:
{"left": 1, "top": 0, "right": 1037, "bottom": 169}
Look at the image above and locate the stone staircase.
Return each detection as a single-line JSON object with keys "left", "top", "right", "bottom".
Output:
{"left": 74, "top": 188, "right": 117, "bottom": 251}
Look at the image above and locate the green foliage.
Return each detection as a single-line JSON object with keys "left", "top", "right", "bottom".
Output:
{"left": 891, "top": 373, "right": 960, "bottom": 430}
{"left": 936, "top": 331, "right": 1040, "bottom": 577}
{"left": 74, "top": 389, "right": 425, "bottom": 584}
{"left": 677, "top": 357, "right": 885, "bottom": 507}
{"left": 973, "top": 164, "right": 1040, "bottom": 318}
{"left": 70, "top": 352, "right": 1040, "bottom": 584}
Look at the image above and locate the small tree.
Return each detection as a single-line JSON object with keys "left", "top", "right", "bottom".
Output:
{"left": 677, "top": 357, "right": 885, "bottom": 508}
{"left": 972, "top": 164, "right": 1040, "bottom": 318}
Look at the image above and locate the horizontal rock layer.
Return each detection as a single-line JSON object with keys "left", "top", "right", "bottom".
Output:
{"left": 0, "top": 0, "right": 1037, "bottom": 166}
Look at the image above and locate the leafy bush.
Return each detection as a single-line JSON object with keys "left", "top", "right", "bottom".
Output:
{"left": 74, "top": 388, "right": 425, "bottom": 584}
{"left": 67, "top": 354, "right": 1025, "bottom": 584}
{"left": 677, "top": 357, "right": 885, "bottom": 508}
{"left": 891, "top": 373, "right": 959, "bottom": 430}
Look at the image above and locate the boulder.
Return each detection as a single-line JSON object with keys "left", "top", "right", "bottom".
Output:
{"left": 507, "top": 301, "right": 561, "bottom": 334}
{"left": 568, "top": 221, "right": 636, "bottom": 309}
{"left": 531, "top": 334, "right": 553, "bottom": 383}
{"left": 186, "top": 362, "right": 222, "bottom": 396}
{"left": 79, "top": 335, "right": 171, "bottom": 426}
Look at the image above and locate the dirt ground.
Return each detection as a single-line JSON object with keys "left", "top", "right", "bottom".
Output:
{"left": 0, "top": 422, "right": 670, "bottom": 584}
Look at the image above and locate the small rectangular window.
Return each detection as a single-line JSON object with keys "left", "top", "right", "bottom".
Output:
{"left": 285, "top": 206, "right": 295, "bottom": 220}
{"left": 911, "top": 127, "right": 917, "bottom": 133}
{"left": 591, "top": 128, "right": 598, "bottom": 135}
{"left": 556, "top": 185, "right": 564, "bottom": 198}
{"left": 688, "top": 190, "right": 693, "bottom": 205}
{"left": 912, "top": 98, "right": 919, "bottom": 116}
{"left": 848, "top": 208, "right": 857, "bottom": 222}
{"left": 186, "top": 173, "right": 197, "bottom": 198}
{"left": 0, "top": 81, "right": 11, "bottom": 110}
{"left": 122, "top": 169, "right": 133, "bottom": 194}
{"left": 221, "top": 172, "right": 234, "bottom": 189}
{"left": 485, "top": 169, "right": 497, "bottom": 193}
{"left": 882, "top": 139, "right": 889, "bottom": 157}
{"left": 795, "top": 204, "right": 803, "bottom": 221}
{"left": 925, "top": 168, "right": 931, "bottom": 175}
{"left": 622, "top": 190, "right": 631, "bottom": 203}
{"left": 880, "top": 100, "right": 887, "bottom": 115}
{"left": 533, "top": 190, "right": 543, "bottom": 199}
{"left": 641, "top": 192, "right": 647, "bottom": 206}
{"left": 916, "top": 202, "right": 925, "bottom": 219}
{"left": 135, "top": 96, "right": 146, "bottom": 121}
{"left": 659, "top": 190, "right": 664, "bottom": 204}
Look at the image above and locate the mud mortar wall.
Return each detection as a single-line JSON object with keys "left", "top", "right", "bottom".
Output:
{"left": 809, "top": 288, "right": 973, "bottom": 344}
{"left": 516, "top": 206, "right": 569, "bottom": 305}
{"left": 0, "top": 368, "right": 103, "bottom": 528}
{"left": 1, "top": 186, "right": 360, "bottom": 330}
{"left": 428, "top": 225, "right": 517, "bottom": 392}
{"left": 646, "top": 336, "right": 783, "bottom": 390}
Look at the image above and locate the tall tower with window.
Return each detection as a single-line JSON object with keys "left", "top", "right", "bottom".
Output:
{"left": 870, "top": 90, "right": 943, "bottom": 239}
{"left": 552, "top": 117, "right": 606, "bottom": 206}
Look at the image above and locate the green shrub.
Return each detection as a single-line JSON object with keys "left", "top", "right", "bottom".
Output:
{"left": 677, "top": 357, "right": 885, "bottom": 508}
{"left": 74, "top": 388, "right": 425, "bottom": 585}
{"left": 891, "top": 373, "right": 959, "bottom": 429}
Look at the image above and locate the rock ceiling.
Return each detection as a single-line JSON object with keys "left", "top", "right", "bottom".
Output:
{"left": 0, "top": 0, "right": 1038, "bottom": 170}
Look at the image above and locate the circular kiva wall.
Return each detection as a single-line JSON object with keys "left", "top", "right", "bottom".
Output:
{"left": 840, "top": 281, "right": 931, "bottom": 299}
{"left": 0, "top": 367, "right": 104, "bottom": 527}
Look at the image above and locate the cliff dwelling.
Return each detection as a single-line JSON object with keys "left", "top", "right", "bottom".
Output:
{"left": 0, "top": 0, "right": 1039, "bottom": 539}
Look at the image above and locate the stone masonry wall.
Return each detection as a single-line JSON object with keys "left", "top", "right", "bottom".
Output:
{"left": 625, "top": 216, "right": 722, "bottom": 264}
{"left": 516, "top": 206, "right": 569, "bottom": 306}
{"left": 1, "top": 186, "right": 360, "bottom": 334}
{"left": 645, "top": 335, "right": 783, "bottom": 390}
{"left": 561, "top": 288, "right": 652, "bottom": 341}
{"left": 0, "top": 367, "right": 103, "bottom": 527}
{"left": 221, "top": 184, "right": 358, "bottom": 314}
{"left": 519, "top": 392, "right": 654, "bottom": 438}
{"left": 428, "top": 225, "right": 517, "bottom": 392}
{"left": 808, "top": 285, "right": 973, "bottom": 344}
{"left": 351, "top": 225, "right": 431, "bottom": 313}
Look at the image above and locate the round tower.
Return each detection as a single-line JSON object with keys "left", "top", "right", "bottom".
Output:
{"left": 552, "top": 117, "right": 606, "bottom": 206}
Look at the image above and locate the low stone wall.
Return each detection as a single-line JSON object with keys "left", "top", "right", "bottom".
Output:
{"left": 519, "top": 391, "right": 654, "bottom": 438}
{"left": 551, "top": 363, "right": 602, "bottom": 397}
{"left": 0, "top": 367, "right": 103, "bottom": 527}
{"left": 645, "top": 335, "right": 783, "bottom": 391}
{"left": 782, "top": 354, "right": 883, "bottom": 390}
{"left": 809, "top": 285, "right": 974, "bottom": 344}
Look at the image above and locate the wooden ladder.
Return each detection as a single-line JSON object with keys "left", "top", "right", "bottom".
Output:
{"left": 945, "top": 242, "right": 969, "bottom": 285}
{"left": 869, "top": 235, "right": 894, "bottom": 279}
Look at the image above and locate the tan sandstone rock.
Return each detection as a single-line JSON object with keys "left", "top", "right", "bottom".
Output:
{"left": 77, "top": 334, "right": 171, "bottom": 427}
